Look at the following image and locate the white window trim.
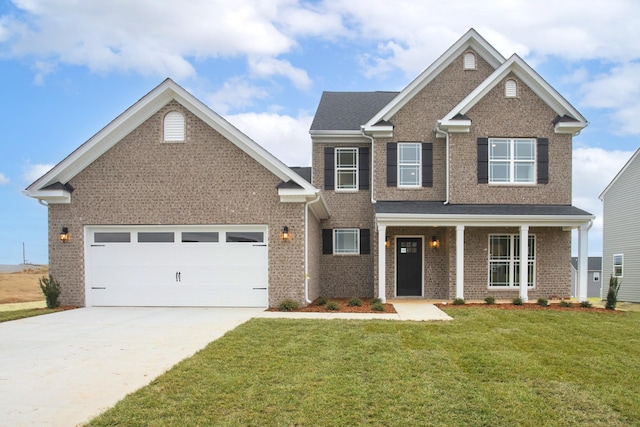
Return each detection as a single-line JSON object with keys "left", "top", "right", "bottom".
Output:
{"left": 335, "top": 147, "right": 358, "bottom": 192}
{"left": 489, "top": 138, "right": 536, "bottom": 185}
{"left": 333, "top": 228, "right": 360, "bottom": 255}
{"left": 613, "top": 253, "right": 624, "bottom": 278}
{"left": 163, "top": 111, "right": 185, "bottom": 142}
{"left": 397, "top": 142, "right": 422, "bottom": 188}
{"left": 487, "top": 234, "right": 536, "bottom": 289}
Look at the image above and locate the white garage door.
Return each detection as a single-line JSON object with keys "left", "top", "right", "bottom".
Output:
{"left": 85, "top": 225, "right": 268, "bottom": 307}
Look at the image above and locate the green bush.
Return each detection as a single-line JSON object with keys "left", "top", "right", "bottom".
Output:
{"left": 559, "top": 300, "right": 573, "bottom": 308}
{"left": 537, "top": 298, "right": 548, "bottom": 307}
{"left": 371, "top": 297, "right": 382, "bottom": 305}
{"left": 315, "top": 297, "right": 328, "bottom": 306}
{"left": 348, "top": 297, "right": 363, "bottom": 307}
{"left": 371, "top": 302, "right": 385, "bottom": 311}
{"left": 39, "top": 274, "right": 61, "bottom": 308}
{"left": 512, "top": 297, "right": 523, "bottom": 306}
{"left": 580, "top": 300, "right": 593, "bottom": 308}
{"left": 278, "top": 299, "right": 299, "bottom": 312}
{"left": 484, "top": 296, "right": 495, "bottom": 305}
{"left": 453, "top": 298, "right": 465, "bottom": 305}
{"left": 326, "top": 301, "right": 340, "bottom": 311}
{"left": 606, "top": 275, "right": 622, "bottom": 310}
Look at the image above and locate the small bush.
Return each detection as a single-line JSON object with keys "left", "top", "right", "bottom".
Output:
{"left": 484, "top": 296, "right": 495, "bottom": 305}
{"left": 39, "top": 274, "right": 61, "bottom": 308}
{"left": 278, "top": 299, "right": 299, "bottom": 312}
{"left": 606, "top": 275, "right": 622, "bottom": 310}
{"left": 348, "top": 297, "right": 363, "bottom": 307}
{"left": 371, "top": 297, "right": 382, "bottom": 305}
{"left": 580, "top": 300, "right": 593, "bottom": 308}
{"left": 315, "top": 297, "right": 328, "bottom": 306}
{"left": 453, "top": 298, "right": 465, "bottom": 305}
{"left": 559, "top": 300, "right": 573, "bottom": 308}
{"left": 326, "top": 301, "right": 340, "bottom": 311}
{"left": 371, "top": 302, "right": 385, "bottom": 311}
{"left": 537, "top": 298, "right": 548, "bottom": 307}
{"left": 512, "top": 297, "right": 523, "bottom": 306}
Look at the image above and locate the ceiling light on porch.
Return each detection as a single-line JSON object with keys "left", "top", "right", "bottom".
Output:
{"left": 430, "top": 236, "right": 440, "bottom": 250}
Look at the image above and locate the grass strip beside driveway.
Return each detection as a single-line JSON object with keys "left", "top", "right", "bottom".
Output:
{"left": 89, "top": 308, "right": 640, "bottom": 426}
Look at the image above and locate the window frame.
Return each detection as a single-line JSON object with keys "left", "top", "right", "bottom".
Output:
{"left": 488, "top": 234, "right": 536, "bottom": 289}
{"left": 333, "top": 229, "right": 360, "bottom": 255}
{"left": 489, "top": 138, "right": 536, "bottom": 184}
{"left": 613, "top": 254, "right": 624, "bottom": 278}
{"left": 335, "top": 147, "right": 358, "bottom": 192}
{"left": 397, "top": 142, "right": 422, "bottom": 188}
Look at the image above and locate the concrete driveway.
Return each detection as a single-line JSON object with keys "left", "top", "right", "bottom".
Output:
{"left": 0, "top": 307, "right": 263, "bottom": 427}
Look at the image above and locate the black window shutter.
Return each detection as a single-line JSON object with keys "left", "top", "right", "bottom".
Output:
{"left": 359, "top": 147, "right": 369, "bottom": 190}
{"left": 422, "top": 143, "right": 433, "bottom": 187}
{"left": 360, "top": 229, "right": 370, "bottom": 255}
{"left": 387, "top": 143, "right": 397, "bottom": 187}
{"left": 324, "top": 147, "right": 334, "bottom": 190}
{"left": 477, "top": 138, "right": 489, "bottom": 184}
{"left": 537, "top": 138, "right": 549, "bottom": 184}
{"left": 322, "top": 229, "right": 333, "bottom": 254}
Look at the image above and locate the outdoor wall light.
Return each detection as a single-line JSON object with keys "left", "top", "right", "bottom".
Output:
{"left": 430, "top": 236, "right": 440, "bottom": 250}
{"left": 280, "top": 226, "right": 291, "bottom": 241}
{"left": 59, "top": 227, "right": 70, "bottom": 242}
{"left": 385, "top": 239, "right": 390, "bottom": 248}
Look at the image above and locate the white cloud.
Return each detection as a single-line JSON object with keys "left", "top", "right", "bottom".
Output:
{"left": 0, "top": 172, "right": 9, "bottom": 185}
{"left": 22, "top": 163, "right": 54, "bottom": 184}
{"left": 248, "top": 57, "right": 312, "bottom": 90}
{"left": 226, "top": 112, "right": 313, "bottom": 167}
{"left": 206, "top": 78, "right": 270, "bottom": 115}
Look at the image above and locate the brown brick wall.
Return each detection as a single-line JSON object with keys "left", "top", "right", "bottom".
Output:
{"left": 48, "top": 101, "right": 310, "bottom": 307}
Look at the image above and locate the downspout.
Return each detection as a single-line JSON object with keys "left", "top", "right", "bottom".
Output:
{"left": 304, "top": 191, "right": 322, "bottom": 304}
{"left": 435, "top": 125, "right": 450, "bottom": 204}
{"left": 361, "top": 128, "right": 376, "bottom": 203}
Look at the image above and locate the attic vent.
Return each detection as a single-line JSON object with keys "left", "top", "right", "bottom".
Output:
{"left": 463, "top": 52, "right": 476, "bottom": 70}
{"left": 505, "top": 79, "right": 517, "bottom": 98}
{"left": 164, "top": 111, "right": 185, "bottom": 142}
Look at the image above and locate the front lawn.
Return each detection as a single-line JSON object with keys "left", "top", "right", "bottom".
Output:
{"left": 89, "top": 309, "right": 640, "bottom": 426}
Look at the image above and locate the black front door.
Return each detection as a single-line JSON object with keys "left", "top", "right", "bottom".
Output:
{"left": 396, "top": 238, "right": 422, "bottom": 296}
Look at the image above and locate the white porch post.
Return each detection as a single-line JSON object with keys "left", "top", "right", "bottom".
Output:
{"left": 456, "top": 225, "right": 465, "bottom": 299}
{"left": 519, "top": 225, "right": 529, "bottom": 302}
{"left": 378, "top": 224, "right": 387, "bottom": 303}
{"left": 577, "top": 224, "right": 589, "bottom": 302}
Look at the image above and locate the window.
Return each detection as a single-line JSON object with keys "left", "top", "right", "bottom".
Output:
{"left": 613, "top": 254, "right": 623, "bottom": 278}
{"left": 334, "top": 229, "right": 359, "bottom": 254}
{"left": 593, "top": 272, "right": 600, "bottom": 282}
{"left": 505, "top": 79, "right": 517, "bottom": 97}
{"left": 335, "top": 148, "right": 358, "bottom": 190}
{"left": 226, "top": 232, "right": 264, "bottom": 243}
{"left": 138, "top": 232, "right": 174, "bottom": 243}
{"left": 489, "top": 138, "right": 535, "bottom": 184}
{"left": 182, "top": 232, "right": 219, "bottom": 243}
{"left": 464, "top": 52, "right": 476, "bottom": 70}
{"left": 164, "top": 111, "right": 185, "bottom": 142}
{"left": 488, "top": 235, "right": 535, "bottom": 288}
{"left": 398, "top": 143, "right": 421, "bottom": 187}
{"left": 95, "top": 232, "right": 130, "bottom": 243}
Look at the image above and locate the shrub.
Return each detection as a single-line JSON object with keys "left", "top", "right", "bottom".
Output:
{"left": 348, "top": 297, "right": 363, "bottom": 307}
{"left": 512, "top": 297, "right": 523, "bottom": 306}
{"left": 559, "top": 300, "right": 573, "bottom": 308}
{"left": 315, "top": 297, "right": 328, "bottom": 306}
{"left": 453, "top": 298, "right": 465, "bottom": 305}
{"left": 606, "top": 275, "right": 622, "bottom": 310}
{"left": 484, "top": 296, "right": 495, "bottom": 305}
{"left": 39, "top": 274, "right": 61, "bottom": 308}
{"left": 371, "top": 302, "right": 385, "bottom": 311}
{"left": 278, "top": 299, "right": 299, "bottom": 312}
{"left": 326, "top": 301, "right": 340, "bottom": 311}
{"left": 371, "top": 297, "right": 382, "bottom": 305}
{"left": 537, "top": 298, "right": 548, "bottom": 307}
{"left": 580, "top": 300, "right": 593, "bottom": 308}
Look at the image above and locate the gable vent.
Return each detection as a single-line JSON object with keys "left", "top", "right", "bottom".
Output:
{"left": 463, "top": 52, "right": 476, "bottom": 70}
{"left": 505, "top": 79, "right": 517, "bottom": 98}
{"left": 164, "top": 111, "right": 185, "bottom": 142}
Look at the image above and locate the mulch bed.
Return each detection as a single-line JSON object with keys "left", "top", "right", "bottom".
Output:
{"left": 437, "top": 302, "right": 620, "bottom": 313}
{"left": 269, "top": 298, "right": 396, "bottom": 313}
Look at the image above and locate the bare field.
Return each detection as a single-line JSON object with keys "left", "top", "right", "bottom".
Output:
{"left": 0, "top": 267, "right": 47, "bottom": 304}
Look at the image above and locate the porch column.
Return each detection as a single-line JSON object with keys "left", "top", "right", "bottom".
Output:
{"left": 519, "top": 225, "right": 529, "bottom": 302}
{"left": 577, "top": 224, "right": 589, "bottom": 302}
{"left": 456, "top": 225, "right": 464, "bottom": 299}
{"left": 378, "top": 224, "right": 387, "bottom": 303}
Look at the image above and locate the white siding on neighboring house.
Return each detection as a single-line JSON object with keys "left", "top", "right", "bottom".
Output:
{"left": 600, "top": 148, "right": 640, "bottom": 302}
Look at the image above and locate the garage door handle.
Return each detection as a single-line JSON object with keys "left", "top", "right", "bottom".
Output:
{"left": 253, "top": 244, "right": 267, "bottom": 247}
{"left": 91, "top": 287, "right": 106, "bottom": 290}
{"left": 91, "top": 244, "right": 105, "bottom": 247}
{"left": 253, "top": 287, "right": 267, "bottom": 290}
{"left": 176, "top": 272, "right": 181, "bottom": 282}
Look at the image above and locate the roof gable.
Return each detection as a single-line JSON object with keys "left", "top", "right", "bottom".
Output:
{"left": 310, "top": 91, "right": 399, "bottom": 131}
{"left": 599, "top": 146, "right": 640, "bottom": 200}
{"left": 25, "top": 79, "right": 317, "bottom": 202}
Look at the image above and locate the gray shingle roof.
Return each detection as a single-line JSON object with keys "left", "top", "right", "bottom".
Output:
{"left": 375, "top": 201, "right": 593, "bottom": 216}
{"left": 310, "top": 91, "right": 399, "bottom": 131}
{"left": 276, "top": 167, "right": 312, "bottom": 189}
{"left": 571, "top": 257, "right": 602, "bottom": 271}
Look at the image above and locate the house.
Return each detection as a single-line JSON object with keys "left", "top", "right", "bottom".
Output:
{"left": 25, "top": 29, "right": 594, "bottom": 308}
{"left": 570, "top": 257, "right": 602, "bottom": 298}
{"left": 599, "top": 147, "right": 640, "bottom": 302}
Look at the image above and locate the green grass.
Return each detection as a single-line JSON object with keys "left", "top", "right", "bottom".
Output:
{"left": 0, "top": 307, "right": 66, "bottom": 322}
{"left": 88, "top": 309, "right": 640, "bottom": 426}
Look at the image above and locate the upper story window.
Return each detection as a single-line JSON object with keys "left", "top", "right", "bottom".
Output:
{"left": 398, "top": 143, "right": 421, "bottom": 187}
{"left": 613, "top": 254, "right": 624, "bottom": 278}
{"left": 489, "top": 138, "right": 536, "bottom": 184}
{"left": 335, "top": 148, "right": 358, "bottom": 191}
{"left": 164, "top": 111, "right": 185, "bottom": 142}
{"left": 463, "top": 52, "right": 476, "bottom": 70}
{"left": 505, "top": 79, "right": 517, "bottom": 97}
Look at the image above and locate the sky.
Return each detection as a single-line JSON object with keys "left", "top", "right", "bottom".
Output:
{"left": 1, "top": 0, "right": 639, "bottom": 265}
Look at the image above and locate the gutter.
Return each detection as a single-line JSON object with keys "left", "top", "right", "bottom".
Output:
{"left": 304, "top": 191, "right": 322, "bottom": 304}
{"left": 361, "top": 128, "right": 376, "bottom": 203}
{"left": 435, "top": 125, "right": 450, "bottom": 204}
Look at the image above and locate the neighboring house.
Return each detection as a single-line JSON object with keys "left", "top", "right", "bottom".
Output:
{"left": 599, "top": 147, "right": 640, "bottom": 302}
{"left": 570, "top": 257, "right": 602, "bottom": 298}
{"left": 25, "top": 28, "right": 594, "bottom": 308}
